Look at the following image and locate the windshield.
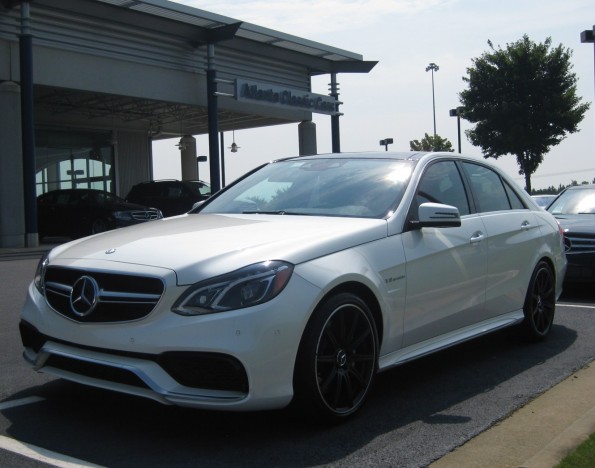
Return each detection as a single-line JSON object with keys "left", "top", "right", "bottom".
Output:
{"left": 548, "top": 187, "right": 595, "bottom": 215}
{"left": 200, "top": 158, "right": 414, "bottom": 218}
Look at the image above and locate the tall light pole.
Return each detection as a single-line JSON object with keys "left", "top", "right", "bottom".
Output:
{"left": 581, "top": 27, "right": 594, "bottom": 98}
{"left": 426, "top": 63, "right": 439, "bottom": 138}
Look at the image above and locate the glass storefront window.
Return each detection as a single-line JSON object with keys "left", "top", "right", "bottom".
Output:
{"left": 35, "top": 130, "right": 114, "bottom": 196}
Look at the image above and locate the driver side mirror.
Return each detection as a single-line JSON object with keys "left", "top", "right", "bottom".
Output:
{"left": 410, "top": 202, "right": 461, "bottom": 229}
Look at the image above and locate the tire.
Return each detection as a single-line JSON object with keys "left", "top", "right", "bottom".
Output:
{"left": 521, "top": 261, "right": 556, "bottom": 341}
{"left": 293, "top": 293, "right": 378, "bottom": 422}
{"left": 91, "top": 218, "right": 109, "bottom": 235}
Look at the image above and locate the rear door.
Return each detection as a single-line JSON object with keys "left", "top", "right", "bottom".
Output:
{"left": 461, "top": 162, "right": 541, "bottom": 318}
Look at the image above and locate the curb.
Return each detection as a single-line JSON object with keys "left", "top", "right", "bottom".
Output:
{"left": 0, "top": 244, "right": 57, "bottom": 261}
{"left": 431, "top": 362, "right": 595, "bottom": 467}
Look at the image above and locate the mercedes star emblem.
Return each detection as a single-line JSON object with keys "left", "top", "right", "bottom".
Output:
{"left": 70, "top": 275, "right": 100, "bottom": 317}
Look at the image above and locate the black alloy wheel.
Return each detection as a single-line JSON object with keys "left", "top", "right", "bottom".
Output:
{"left": 522, "top": 261, "right": 556, "bottom": 340}
{"left": 294, "top": 293, "right": 378, "bottom": 421}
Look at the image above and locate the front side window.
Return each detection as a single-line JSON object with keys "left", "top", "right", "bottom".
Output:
{"left": 200, "top": 158, "right": 415, "bottom": 218}
{"left": 414, "top": 161, "right": 470, "bottom": 216}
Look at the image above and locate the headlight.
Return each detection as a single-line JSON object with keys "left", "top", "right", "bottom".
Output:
{"left": 113, "top": 211, "right": 132, "bottom": 221}
{"left": 34, "top": 251, "right": 50, "bottom": 294}
{"left": 172, "top": 260, "right": 294, "bottom": 316}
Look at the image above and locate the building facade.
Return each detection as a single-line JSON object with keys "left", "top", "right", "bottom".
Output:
{"left": 0, "top": 0, "right": 376, "bottom": 247}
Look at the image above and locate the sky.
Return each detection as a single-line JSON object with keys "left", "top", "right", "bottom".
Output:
{"left": 152, "top": 0, "right": 595, "bottom": 191}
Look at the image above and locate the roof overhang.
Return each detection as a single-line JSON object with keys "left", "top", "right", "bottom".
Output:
{"left": 23, "top": 0, "right": 377, "bottom": 75}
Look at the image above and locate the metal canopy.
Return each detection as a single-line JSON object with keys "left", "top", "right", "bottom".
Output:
{"left": 29, "top": 0, "right": 374, "bottom": 73}
{"left": 7, "top": 0, "right": 377, "bottom": 136}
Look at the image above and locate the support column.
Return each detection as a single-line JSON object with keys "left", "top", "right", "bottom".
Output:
{"left": 20, "top": 1, "right": 38, "bottom": 247}
{"left": 206, "top": 44, "right": 221, "bottom": 193}
{"left": 0, "top": 81, "right": 25, "bottom": 247}
{"left": 179, "top": 135, "right": 198, "bottom": 180}
{"left": 298, "top": 120, "right": 317, "bottom": 156}
{"left": 329, "top": 73, "right": 341, "bottom": 153}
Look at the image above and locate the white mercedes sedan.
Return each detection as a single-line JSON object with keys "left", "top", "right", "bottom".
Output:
{"left": 20, "top": 152, "right": 566, "bottom": 421}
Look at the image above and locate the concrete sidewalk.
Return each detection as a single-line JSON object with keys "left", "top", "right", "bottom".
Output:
{"left": 2, "top": 244, "right": 595, "bottom": 467}
{"left": 431, "top": 362, "right": 595, "bottom": 468}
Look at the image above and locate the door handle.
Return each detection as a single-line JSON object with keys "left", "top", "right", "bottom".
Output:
{"left": 470, "top": 231, "right": 485, "bottom": 244}
{"left": 521, "top": 221, "right": 531, "bottom": 231}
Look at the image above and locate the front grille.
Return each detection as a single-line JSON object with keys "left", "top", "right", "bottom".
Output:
{"left": 131, "top": 210, "right": 161, "bottom": 221}
{"left": 44, "top": 266, "right": 164, "bottom": 323}
{"left": 565, "top": 232, "right": 595, "bottom": 254}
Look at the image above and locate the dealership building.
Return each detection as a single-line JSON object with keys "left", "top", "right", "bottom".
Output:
{"left": 0, "top": 0, "right": 376, "bottom": 248}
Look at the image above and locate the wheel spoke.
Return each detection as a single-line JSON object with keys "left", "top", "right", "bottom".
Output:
{"left": 331, "top": 372, "right": 344, "bottom": 408}
{"left": 351, "top": 326, "right": 372, "bottom": 350}
{"left": 319, "top": 366, "right": 338, "bottom": 395}
{"left": 342, "top": 372, "right": 355, "bottom": 407}
{"left": 351, "top": 352, "right": 375, "bottom": 363}
{"left": 323, "top": 324, "right": 341, "bottom": 350}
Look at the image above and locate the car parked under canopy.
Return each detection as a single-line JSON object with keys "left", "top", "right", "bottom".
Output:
{"left": 21, "top": 152, "right": 566, "bottom": 421}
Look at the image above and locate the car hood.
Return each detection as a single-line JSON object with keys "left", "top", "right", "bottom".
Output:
{"left": 553, "top": 214, "right": 595, "bottom": 235}
{"left": 49, "top": 214, "right": 388, "bottom": 284}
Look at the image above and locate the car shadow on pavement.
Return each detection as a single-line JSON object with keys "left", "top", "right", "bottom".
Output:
{"left": 2, "top": 320, "right": 582, "bottom": 468}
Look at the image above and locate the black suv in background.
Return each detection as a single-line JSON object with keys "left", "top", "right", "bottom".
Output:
{"left": 126, "top": 180, "right": 211, "bottom": 217}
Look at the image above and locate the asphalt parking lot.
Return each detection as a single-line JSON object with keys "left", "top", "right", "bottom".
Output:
{"left": 1, "top": 255, "right": 594, "bottom": 467}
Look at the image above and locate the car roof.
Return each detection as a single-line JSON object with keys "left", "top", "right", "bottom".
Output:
{"left": 39, "top": 188, "right": 108, "bottom": 195}
{"left": 564, "top": 184, "right": 595, "bottom": 190}
{"left": 278, "top": 151, "right": 457, "bottom": 163}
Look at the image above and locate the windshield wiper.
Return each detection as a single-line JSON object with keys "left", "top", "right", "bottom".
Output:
{"left": 242, "top": 210, "right": 310, "bottom": 215}
{"left": 242, "top": 210, "right": 287, "bottom": 215}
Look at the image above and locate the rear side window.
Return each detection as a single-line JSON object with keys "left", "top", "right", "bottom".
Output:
{"left": 503, "top": 181, "right": 526, "bottom": 209}
{"left": 462, "top": 162, "right": 512, "bottom": 212}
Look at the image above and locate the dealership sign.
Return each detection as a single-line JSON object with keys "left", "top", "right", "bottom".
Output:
{"left": 236, "top": 79, "right": 338, "bottom": 115}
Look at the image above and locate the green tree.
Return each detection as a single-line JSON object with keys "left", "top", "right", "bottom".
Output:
{"left": 410, "top": 133, "right": 454, "bottom": 152}
{"left": 459, "top": 35, "right": 590, "bottom": 193}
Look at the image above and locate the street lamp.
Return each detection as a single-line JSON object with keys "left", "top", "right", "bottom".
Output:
{"left": 379, "top": 138, "right": 393, "bottom": 151}
{"left": 196, "top": 155, "right": 207, "bottom": 180}
{"left": 426, "top": 63, "right": 439, "bottom": 138}
{"left": 581, "top": 27, "right": 594, "bottom": 97}
{"left": 449, "top": 107, "right": 463, "bottom": 153}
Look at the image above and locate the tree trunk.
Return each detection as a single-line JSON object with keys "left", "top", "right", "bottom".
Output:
{"left": 524, "top": 173, "right": 532, "bottom": 194}
{"left": 517, "top": 152, "right": 532, "bottom": 193}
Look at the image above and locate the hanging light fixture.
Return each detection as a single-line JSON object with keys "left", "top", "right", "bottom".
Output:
{"left": 229, "top": 130, "right": 240, "bottom": 153}
{"left": 176, "top": 138, "right": 187, "bottom": 151}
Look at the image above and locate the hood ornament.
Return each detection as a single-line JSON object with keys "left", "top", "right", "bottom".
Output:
{"left": 105, "top": 248, "right": 117, "bottom": 255}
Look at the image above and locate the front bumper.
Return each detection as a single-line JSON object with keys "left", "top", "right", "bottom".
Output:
{"left": 20, "top": 269, "right": 321, "bottom": 411}
{"left": 564, "top": 252, "right": 595, "bottom": 283}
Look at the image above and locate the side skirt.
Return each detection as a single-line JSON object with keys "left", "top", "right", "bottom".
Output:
{"left": 378, "top": 310, "right": 524, "bottom": 371}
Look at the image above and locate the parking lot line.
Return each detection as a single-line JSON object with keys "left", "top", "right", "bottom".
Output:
{"left": 0, "top": 396, "right": 45, "bottom": 411}
{"left": 0, "top": 435, "right": 102, "bottom": 468}
{"left": 557, "top": 303, "right": 595, "bottom": 309}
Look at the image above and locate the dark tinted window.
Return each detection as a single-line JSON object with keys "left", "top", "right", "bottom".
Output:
{"left": 503, "top": 181, "right": 526, "bottom": 209}
{"left": 462, "top": 162, "right": 510, "bottom": 212}
{"left": 415, "top": 161, "right": 470, "bottom": 215}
